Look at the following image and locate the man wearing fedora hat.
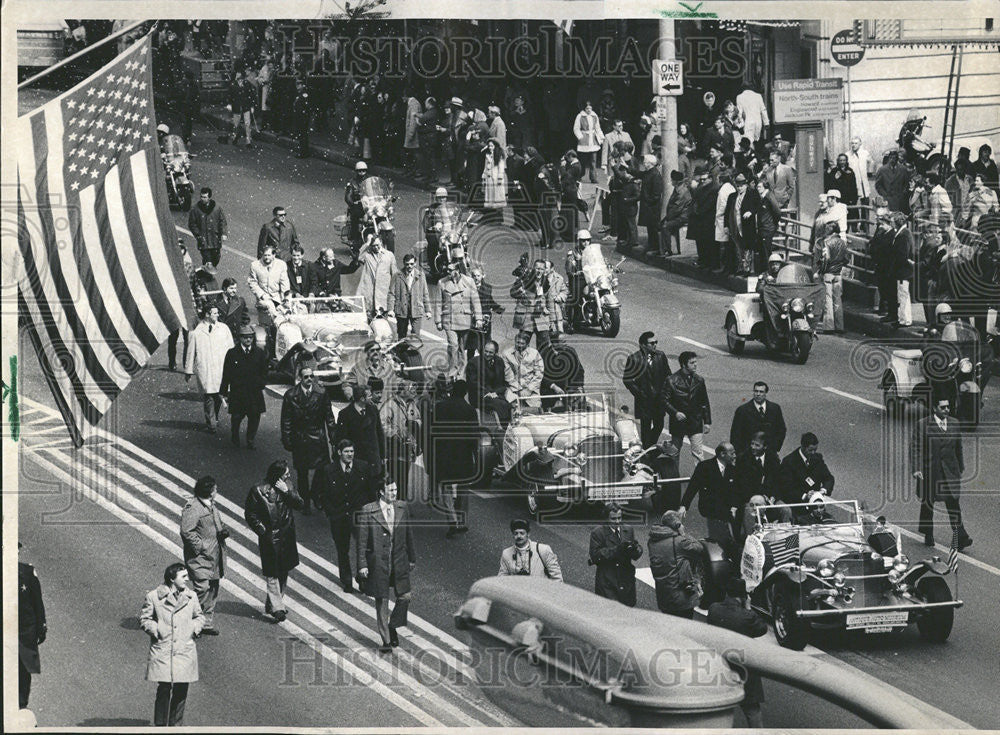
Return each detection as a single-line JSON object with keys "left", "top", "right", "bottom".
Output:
{"left": 725, "top": 172, "right": 761, "bottom": 275}
{"left": 220, "top": 323, "right": 268, "bottom": 448}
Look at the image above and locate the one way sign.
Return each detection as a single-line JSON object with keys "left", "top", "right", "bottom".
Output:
{"left": 653, "top": 58, "right": 683, "bottom": 96}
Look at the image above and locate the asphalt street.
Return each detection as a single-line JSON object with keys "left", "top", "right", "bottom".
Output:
{"left": 14, "top": 115, "right": 1000, "bottom": 728}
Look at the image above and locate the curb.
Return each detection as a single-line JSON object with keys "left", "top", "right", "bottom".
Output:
{"left": 613, "top": 245, "right": 923, "bottom": 340}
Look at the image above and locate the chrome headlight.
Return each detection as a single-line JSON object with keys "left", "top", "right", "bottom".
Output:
{"left": 817, "top": 559, "right": 835, "bottom": 578}
{"left": 781, "top": 300, "right": 790, "bottom": 313}
{"left": 611, "top": 276, "right": 619, "bottom": 289}
{"left": 892, "top": 553, "right": 909, "bottom": 572}
{"left": 563, "top": 445, "right": 578, "bottom": 458}
{"left": 172, "top": 161, "right": 184, "bottom": 172}
{"left": 958, "top": 357, "right": 973, "bottom": 374}
{"left": 887, "top": 568, "right": 903, "bottom": 585}
{"left": 790, "top": 297, "right": 806, "bottom": 313}
{"left": 833, "top": 571, "right": 846, "bottom": 588}
{"left": 805, "top": 302, "right": 815, "bottom": 314}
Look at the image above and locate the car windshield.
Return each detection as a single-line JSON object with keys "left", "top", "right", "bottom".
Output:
{"left": 755, "top": 499, "right": 863, "bottom": 530}
{"left": 774, "top": 261, "right": 813, "bottom": 285}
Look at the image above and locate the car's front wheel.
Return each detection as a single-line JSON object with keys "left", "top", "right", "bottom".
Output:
{"left": 725, "top": 314, "right": 745, "bottom": 355}
{"left": 770, "top": 582, "right": 809, "bottom": 650}
{"left": 916, "top": 577, "right": 954, "bottom": 643}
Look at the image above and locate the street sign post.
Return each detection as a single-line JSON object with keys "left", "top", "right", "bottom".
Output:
{"left": 652, "top": 58, "right": 683, "bottom": 96}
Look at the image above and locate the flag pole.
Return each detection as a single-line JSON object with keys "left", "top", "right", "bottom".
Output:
{"left": 17, "top": 20, "right": 151, "bottom": 91}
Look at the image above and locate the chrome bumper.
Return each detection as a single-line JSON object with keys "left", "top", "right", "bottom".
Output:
{"left": 796, "top": 600, "right": 963, "bottom": 619}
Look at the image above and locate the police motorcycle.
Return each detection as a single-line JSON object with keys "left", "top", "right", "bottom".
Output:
{"left": 157, "top": 124, "right": 194, "bottom": 211}
{"left": 340, "top": 169, "right": 397, "bottom": 255}
{"left": 566, "top": 231, "right": 625, "bottom": 338}
{"left": 897, "top": 109, "right": 948, "bottom": 178}
{"left": 881, "top": 302, "right": 990, "bottom": 427}
{"left": 423, "top": 190, "right": 477, "bottom": 279}
{"left": 724, "top": 256, "right": 822, "bottom": 364}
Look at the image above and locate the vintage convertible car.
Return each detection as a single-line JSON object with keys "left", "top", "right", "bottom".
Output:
{"left": 478, "top": 393, "right": 681, "bottom": 513}
{"left": 702, "top": 498, "right": 962, "bottom": 650}
{"left": 255, "top": 296, "right": 427, "bottom": 397}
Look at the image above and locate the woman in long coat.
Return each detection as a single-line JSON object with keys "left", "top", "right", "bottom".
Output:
{"left": 244, "top": 460, "right": 304, "bottom": 620}
{"left": 480, "top": 138, "right": 507, "bottom": 225}
{"left": 139, "top": 563, "right": 205, "bottom": 727}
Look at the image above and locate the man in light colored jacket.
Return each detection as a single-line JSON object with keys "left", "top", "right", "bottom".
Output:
{"left": 573, "top": 102, "right": 604, "bottom": 183}
{"left": 387, "top": 253, "right": 432, "bottom": 339}
{"left": 247, "top": 245, "right": 289, "bottom": 326}
{"left": 501, "top": 331, "right": 544, "bottom": 407}
{"left": 357, "top": 237, "right": 399, "bottom": 318}
{"left": 436, "top": 262, "right": 483, "bottom": 378}
{"left": 185, "top": 303, "right": 235, "bottom": 431}
{"left": 498, "top": 519, "right": 563, "bottom": 580}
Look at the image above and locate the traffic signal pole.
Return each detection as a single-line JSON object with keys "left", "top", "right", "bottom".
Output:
{"left": 659, "top": 19, "right": 679, "bottom": 217}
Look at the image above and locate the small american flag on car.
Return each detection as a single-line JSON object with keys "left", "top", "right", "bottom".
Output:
{"left": 948, "top": 528, "right": 960, "bottom": 573}
{"left": 767, "top": 533, "right": 800, "bottom": 567}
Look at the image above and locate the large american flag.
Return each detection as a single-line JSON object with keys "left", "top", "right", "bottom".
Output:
{"left": 16, "top": 36, "right": 195, "bottom": 446}
{"left": 766, "top": 533, "right": 800, "bottom": 567}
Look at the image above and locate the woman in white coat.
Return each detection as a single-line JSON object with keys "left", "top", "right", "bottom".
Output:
{"left": 572, "top": 101, "right": 604, "bottom": 183}
{"left": 185, "top": 303, "right": 235, "bottom": 432}
{"left": 481, "top": 138, "right": 508, "bottom": 226}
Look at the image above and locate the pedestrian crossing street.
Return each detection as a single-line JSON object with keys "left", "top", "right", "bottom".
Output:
{"left": 18, "top": 397, "right": 518, "bottom": 728}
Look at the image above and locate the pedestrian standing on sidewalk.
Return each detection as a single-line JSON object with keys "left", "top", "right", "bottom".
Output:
{"left": 281, "top": 365, "right": 335, "bottom": 515}
{"left": 589, "top": 504, "right": 642, "bottom": 607}
{"left": 754, "top": 177, "right": 782, "bottom": 272}
{"left": 402, "top": 92, "right": 422, "bottom": 175}
{"left": 180, "top": 475, "right": 228, "bottom": 635}
{"left": 868, "top": 201, "right": 895, "bottom": 315}
{"left": 185, "top": 304, "right": 234, "bottom": 433}
{"left": 244, "top": 460, "right": 304, "bottom": 622}
{"left": 481, "top": 138, "right": 508, "bottom": 226}
{"left": 616, "top": 168, "right": 640, "bottom": 251}
{"left": 664, "top": 351, "right": 712, "bottom": 465}
{"left": 689, "top": 165, "right": 720, "bottom": 269}
{"left": 187, "top": 187, "right": 228, "bottom": 267}
{"left": 220, "top": 324, "right": 268, "bottom": 449}
{"left": 572, "top": 101, "right": 604, "bottom": 183}
{"left": 885, "top": 212, "right": 915, "bottom": 328}
{"left": 139, "top": 563, "right": 205, "bottom": 727}
{"left": 357, "top": 477, "right": 416, "bottom": 652}
{"left": 660, "top": 170, "right": 692, "bottom": 257}
{"left": 292, "top": 80, "right": 313, "bottom": 159}
{"left": 226, "top": 69, "right": 256, "bottom": 147}
{"left": 817, "top": 221, "right": 849, "bottom": 333}
{"left": 638, "top": 154, "right": 663, "bottom": 255}
{"left": 714, "top": 170, "right": 736, "bottom": 273}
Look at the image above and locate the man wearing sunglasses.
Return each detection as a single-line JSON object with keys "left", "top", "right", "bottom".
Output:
{"left": 257, "top": 206, "right": 301, "bottom": 260}
{"left": 623, "top": 331, "right": 672, "bottom": 448}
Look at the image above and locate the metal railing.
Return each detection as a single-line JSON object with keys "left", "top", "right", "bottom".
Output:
{"left": 776, "top": 214, "right": 875, "bottom": 281}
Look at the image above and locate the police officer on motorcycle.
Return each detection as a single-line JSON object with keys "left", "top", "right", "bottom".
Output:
{"left": 564, "top": 229, "right": 590, "bottom": 332}
{"left": 755, "top": 252, "right": 785, "bottom": 342}
{"left": 345, "top": 161, "right": 370, "bottom": 249}
{"left": 423, "top": 187, "right": 450, "bottom": 274}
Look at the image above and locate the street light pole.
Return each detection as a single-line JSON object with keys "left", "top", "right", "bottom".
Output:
{"left": 659, "top": 19, "right": 679, "bottom": 218}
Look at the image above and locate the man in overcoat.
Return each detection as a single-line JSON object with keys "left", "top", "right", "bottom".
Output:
{"left": 436, "top": 262, "right": 483, "bottom": 378}
{"left": 336, "top": 382, "right": 386, "bottom": 475}
{"left": 510, "top": 259, "right": 554, "bottom": 352}
{"left": 281, "top": 365, "right": 335, "bottom": 515}
{"left": 220, "top": 324, "right": 268, "bottom": 449}
{"left": 244, "top": 460, "right": 304, "bottom": 620}
{"left": 725, "top": 172, "right": 761, "bottom": 275}
{"left": 18, "top": 544, "right": 46, "bottom": 709}
{"left": 911, "top": 397, "right": 973, "bottom": 549}
{"left": 622, "top": 331, "right": 672, "bottom": 448}
{"left": 180, "top": 475, "right": 229, "bottom": 634}
{"left": 185, "top": 303, "right": 234, "bottom": 433}
{"left": 357, "top": 479, "right": 416, "bottom": 652}
{"left": 589, "top": 504, "right": 643, "bottom": 607}
{"left": 257, "top": 206, "right": 300, "bottom": 260}
{"left": 387, "top": 253, "right": 432, "bottom": 339}
{"left": 429, "top": 379, "right": 480, "bottom": 537}
{"left": 313, "top": 439, "right": 376, "bottom": 592}
{"left": 187, "top": 187, "right": 228, "bottom": 266}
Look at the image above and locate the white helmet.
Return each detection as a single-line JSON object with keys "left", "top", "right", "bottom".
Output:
{"left": 577, "top": 228, "right": 592, "bottom": 241}
{"left": 768, "top": 252, "right": 784, "bottom": 264}
{"left": 935, "top": 302, "right": 953, "bottom": 318}
{"left": 355, "top": 161, "right": 368, "bottom": 172}
{"left": 434, "top": 187, "right": 448, "bottom": 198}
{"left": 156, "top": 124, "right": 170, "bottom": 135}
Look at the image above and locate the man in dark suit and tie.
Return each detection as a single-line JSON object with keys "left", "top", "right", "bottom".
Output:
{"left": 622, "top": 331, "right": 672, "bottom": 447}
{"left": 734, "top": 431, "right": 782, "bottom": 544}
{"left": 778, "top": 432, "right": 835, "bottom": 505}
{"left": 730, "top": 381, "right": 787, "bottom": 456}
{"left": 357, "top": 478, "right": 416, "bottom": 652}
{"left": 313, "top": 439, "right": 376, "bottom": 592}
{"left": 680, "top": 442, "right": 740, "bottom": 556}
{"left": 911, "top": 397, "right": 972, "bottom": 549}
{"left": 467, "top": 339, "right": 510, "bottom": 425}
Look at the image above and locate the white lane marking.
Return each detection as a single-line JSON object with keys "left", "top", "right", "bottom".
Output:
{"left": 177, "top": 225, "right": 446, "bottom": 345}
{"left": 822, "top": 386, "right": 885, "bottom": 411}
{"left": 634, "top": 567, "right": 825, "bottom": 656}
{"left": 25, "top": 449, "right": 444, "bottom": 727}
{"left": 672, "top": 335, "right": 727, "bottom": 356}
{"left": 22, "top": 398, "right": 473, "bottom": 655}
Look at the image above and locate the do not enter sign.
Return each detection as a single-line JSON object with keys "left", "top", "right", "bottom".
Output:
{"left": 831, "top": 29, "right": 865, "bottom": 67}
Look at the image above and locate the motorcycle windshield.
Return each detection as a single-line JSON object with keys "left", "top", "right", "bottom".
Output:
{"left": 581, "top": 243, "right": 610, "bottom": 283}
{"left": 435, "top": 202, "right": 464, "bottom": 232}
{"left": 360, "top": 177, "right": 391, "bottom": 212}
{"left": 761, "top": 281, "right": 826, "bottom": 324}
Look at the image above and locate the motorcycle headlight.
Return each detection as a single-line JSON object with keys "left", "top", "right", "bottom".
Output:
{"left": 892, "top": 553, "right": 909, "bottom": 572}
{"left": 790, "top": 297, "right": 806, "bottom": 313}
{"left": 833, "top": 571, "right": 847, "bottom": 588}
{"left": 611, "top": 276, "right": 619, "bottom": 289}
{"left": 817, "top": 559, "right": 835, "bottom": 578}
{"left": 781, "top": 300, "right": 790, "bottom": 314}
{"left": 173, "top": 161, "right": 184, "bottom": 172}
{"left": 887, "top": 568, "right": 903, "bottom": 585}
{"left": 388, "top": 205, "right": 394, "bottom": 216}
{"left": 958, "top": 358, "right": 973, "bottom": 374}
{"left": 434, "top": 223, "right": 443, "bottom": 231}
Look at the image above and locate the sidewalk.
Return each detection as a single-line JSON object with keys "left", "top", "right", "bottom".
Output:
{"left": 197, "top": 102, "right": 921, "bottom": 340}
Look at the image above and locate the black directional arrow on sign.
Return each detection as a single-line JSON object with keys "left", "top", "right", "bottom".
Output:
{"left": 660, "top": 82, "right": 681, "bottom": 93}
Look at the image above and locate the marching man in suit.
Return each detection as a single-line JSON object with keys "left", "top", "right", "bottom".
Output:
{"left": 357, "top": 476, "right": 416, "bottom": 652}
{"left": 622, "top": 331, "right": 672, "bottom": 447}
{"left": 589, "top": 504, "right": 643, "bottom": 607}
{"left": 912, "top": 397, "right": 973, "bottom": 549}
{"left": 680, "top": 442, "right": 740, "bottom": 556}
{"left": 730, "top": 381, "right": 787, "bottom": 456}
